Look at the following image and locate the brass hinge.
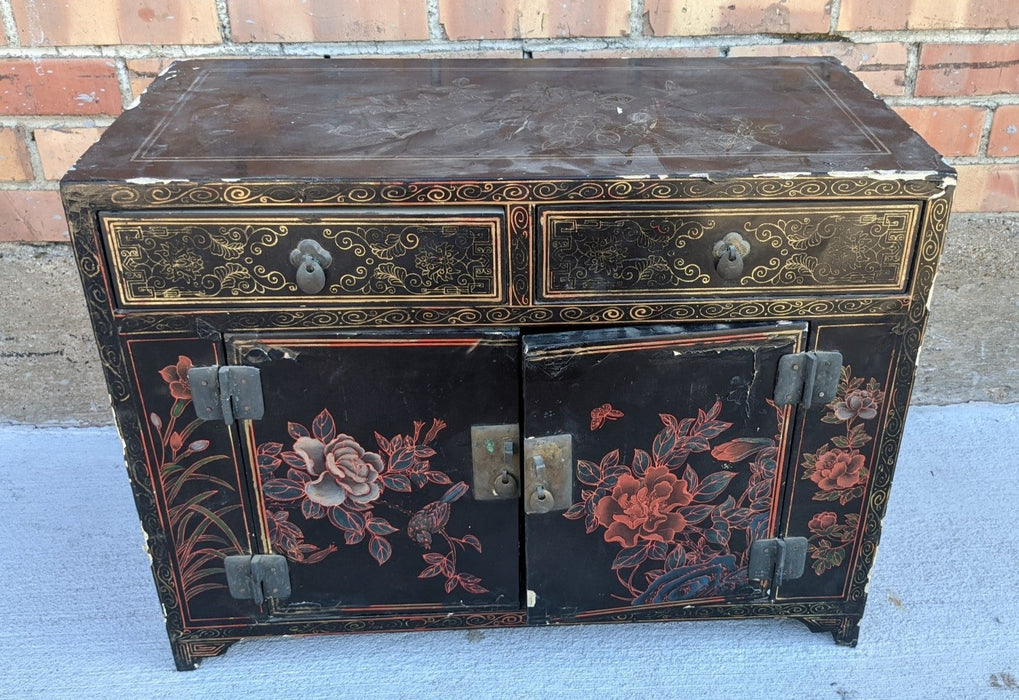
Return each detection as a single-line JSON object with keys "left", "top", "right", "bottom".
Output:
{"left": 224, "top": 554, "right": 291, "bottom": 605}
{"left": 774, "top": 351, "right": 843, "bottom": 409}
{"left": 187, "top": 365, "right": 264, "bottom": 423}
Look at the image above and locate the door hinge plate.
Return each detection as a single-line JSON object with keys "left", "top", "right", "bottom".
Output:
{"left": 225, "top": 554, "right": 291, "bottom": 605}
{"left": 775, "top": 351, "right": 843, "bottom": 409}
{"left": 187, "top": 365, "right": 264, "bottom": 423}
{"left": 748, "top": 537, "right": 808, "bottom": 588}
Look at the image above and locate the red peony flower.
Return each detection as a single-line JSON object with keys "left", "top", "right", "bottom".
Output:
{"left": 158, "top": 355, "right": 193, "bottom": 401}
{"left": 293, "top": 434, "right": 383, "bottom": 508}
{"left": 832, "top": 388, "right": 880, "bottom": 422}
{"left": 810, "top": 449, "right": 867, "bottom": 491}
{"left": 594, "top": 465, "right": 694, "bottom": 548}
{"left": 808, "top": 511, "right": 838, "bottom": 533}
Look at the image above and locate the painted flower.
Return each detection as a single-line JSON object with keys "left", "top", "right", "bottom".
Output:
{"left": 293, "top": 434, "right": 384, "bottom": 508}
{"left": 158, "top": 355, "right": 193, "bottom": 400}
{"left": 832, "top": 389, "right": 880, "bottom": 422}
{"left": 808, "top": 511, "right": 838, "bottom": 534}
{"left": 594, "top": 465, "right": 694, "bottom": 548}
{"left": 810, "top": 449, "right": 867, "bottom": 491}
{"left": 165, "top": 249, "right": 206, "bottom": 283}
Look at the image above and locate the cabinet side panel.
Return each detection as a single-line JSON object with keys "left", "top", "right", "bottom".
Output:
{"left": 123, "top": 336, "right": 256, "bottom": 625}
{"left": 778, "top": 320, "right": 904, "bottom": 601}
{"left": 62, "top": 188, "right": 254, "bottom": 661}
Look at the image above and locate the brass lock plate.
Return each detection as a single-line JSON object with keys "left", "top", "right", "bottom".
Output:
{"left": 523, "top": 434, "right": 573, "bottom": 514}
{"left": 470, "top": 424, "right": 520, "bottom": 501}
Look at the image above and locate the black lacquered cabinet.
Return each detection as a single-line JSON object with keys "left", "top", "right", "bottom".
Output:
{"left": 61, "top": 57, "right": 954, "bottom": 669}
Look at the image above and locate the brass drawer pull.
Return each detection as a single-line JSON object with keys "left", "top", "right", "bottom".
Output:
{"left": 712, "top": 231, "right": 751, "bottom": 281}
{"left": 289, "top": 239, "right": 333, "bottom": 294}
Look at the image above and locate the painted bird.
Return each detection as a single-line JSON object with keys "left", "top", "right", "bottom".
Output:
{"left": 407, "top": 481, "right": 469, "bottom": 549}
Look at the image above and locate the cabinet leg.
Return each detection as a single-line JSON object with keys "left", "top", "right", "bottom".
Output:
{"left": 171, "top": 637, "right": 239, "bottom": 671}
{"left": 799, "top": 616, "right": 861, "bottom": 647}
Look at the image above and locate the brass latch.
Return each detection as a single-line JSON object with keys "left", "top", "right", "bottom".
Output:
{"left": 470, "top": 426, "right": 574, "bottom": 513}
{"left": 471, "top": 425, "right": 521, "bottom": 500}
{"left": 523, "top": 435, "right": 573, "bottom": 515}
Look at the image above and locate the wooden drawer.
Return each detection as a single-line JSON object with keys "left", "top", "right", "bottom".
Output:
{"left": 101, "top": 209, "right": 505, "bottom": 308}
{"left": 537, "top": 202, "right": 921, "bottom": 301}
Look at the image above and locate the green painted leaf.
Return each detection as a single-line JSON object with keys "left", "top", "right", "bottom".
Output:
{"left": 693, "top": 471, "right": 737, "bottom": 502}
{"left": 577, "top": 459, "right": 601, "bottom": 486}
{"left": 369, "top": 536, "right": 392, "bottom": 565}
{"left": 263, "top": 478, "right": 305, "bottom": 501}
{"left": 612, "top": 545, "right": 648, "bottom": 570}
{"left": 367, "top": 517, "right": 399, "bottom": 536}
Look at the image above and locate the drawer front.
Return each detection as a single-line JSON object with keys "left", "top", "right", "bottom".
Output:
{"left": 538, "top": 203, "right": 921, "bottom": 301}
{"left": 101, "top": 209, "right": 505, "bottom": 307}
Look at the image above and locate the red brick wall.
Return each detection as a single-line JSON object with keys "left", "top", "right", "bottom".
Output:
{"left": 1, "top": 0, "right": 1015, "bottom": 241}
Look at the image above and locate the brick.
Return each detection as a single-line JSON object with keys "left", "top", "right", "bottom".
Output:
{"left": 916, "top": 44, "right": 1019, "bottom": 97}
{"left": 11, "top": 0, "right": 222, "bottom": 46}
{"left": 0, "top": 129, "right": 34, "bottom": 182}
{"left": 645, "top": 0, "right": 830, "bottom": 36}
{"left": 0, "top": 190, "right": 68, "bottom": 242}
{"left": 438, "top": 0, "right": 630, "bottom": 39}
{"left": 126, "top": 58, "right": 179, "bottom": 99}
{"left": 0, "top": 60, "right": 122, "bottom": 116}
{"left": 397, "top": 50, "right": 524, "bottom": 59}
{"left": 532, "top": 47, "right": 722, "bottom": 59}
{"left": 987, "top": 105, "right": 1019, "bottom": 158}
{"left": 729, "top": 42, "right": 908, "bottom": 96}
{"left": 838, "top": 0, "right": 1017, "bottom": 31}
{"left": 229, "top": 0, "right": 429, "bottom": 41}
{"left": 953, "top": 164, "right": 1019, "bottom": 212}
{"left": 893, "top": 105, "right": 985, "bottom": 157}
{"left": 34, "top": 128, "right": 106, "bottom": 180}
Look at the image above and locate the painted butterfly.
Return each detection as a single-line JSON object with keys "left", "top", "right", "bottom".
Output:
{"left": 590, "top": 403, "right": 624, "bottom": 431}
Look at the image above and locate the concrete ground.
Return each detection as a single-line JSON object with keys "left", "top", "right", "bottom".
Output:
{"left": 0, "top": 402, "right": 1016, "bottom": 697}
{"left": 1, "top": 213, "right": 1016, "bottom": 425}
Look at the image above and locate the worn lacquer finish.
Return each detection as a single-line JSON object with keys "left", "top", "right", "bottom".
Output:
{"left": 61, "top": 57, "right": 954, "bottom": 669}
{"left": 70, "top": 58, "right": 946, "bottom": 181}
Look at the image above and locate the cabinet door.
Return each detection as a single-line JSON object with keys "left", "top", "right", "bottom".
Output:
{"left": 228, "top": 330, "right": 520, "bottom": 616}
{"left": 522, "top": 323, "right": 805, "bottom": 623}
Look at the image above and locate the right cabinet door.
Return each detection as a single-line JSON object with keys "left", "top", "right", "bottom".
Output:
{"left": 522, "top": 323, "right": 806, "bottom": 623}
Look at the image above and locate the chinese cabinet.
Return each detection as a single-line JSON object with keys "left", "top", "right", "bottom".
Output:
{"left": 61, "top": 57, "right": 955, "bottom": 669}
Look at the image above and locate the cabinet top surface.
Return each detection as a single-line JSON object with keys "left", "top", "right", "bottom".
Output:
{"left": 67, "top": 57, "right": 950, "bottom": 183}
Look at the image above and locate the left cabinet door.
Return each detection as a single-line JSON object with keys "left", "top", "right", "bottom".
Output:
{"left": 226, "top": 330, "right": 522, "bottom": 617}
